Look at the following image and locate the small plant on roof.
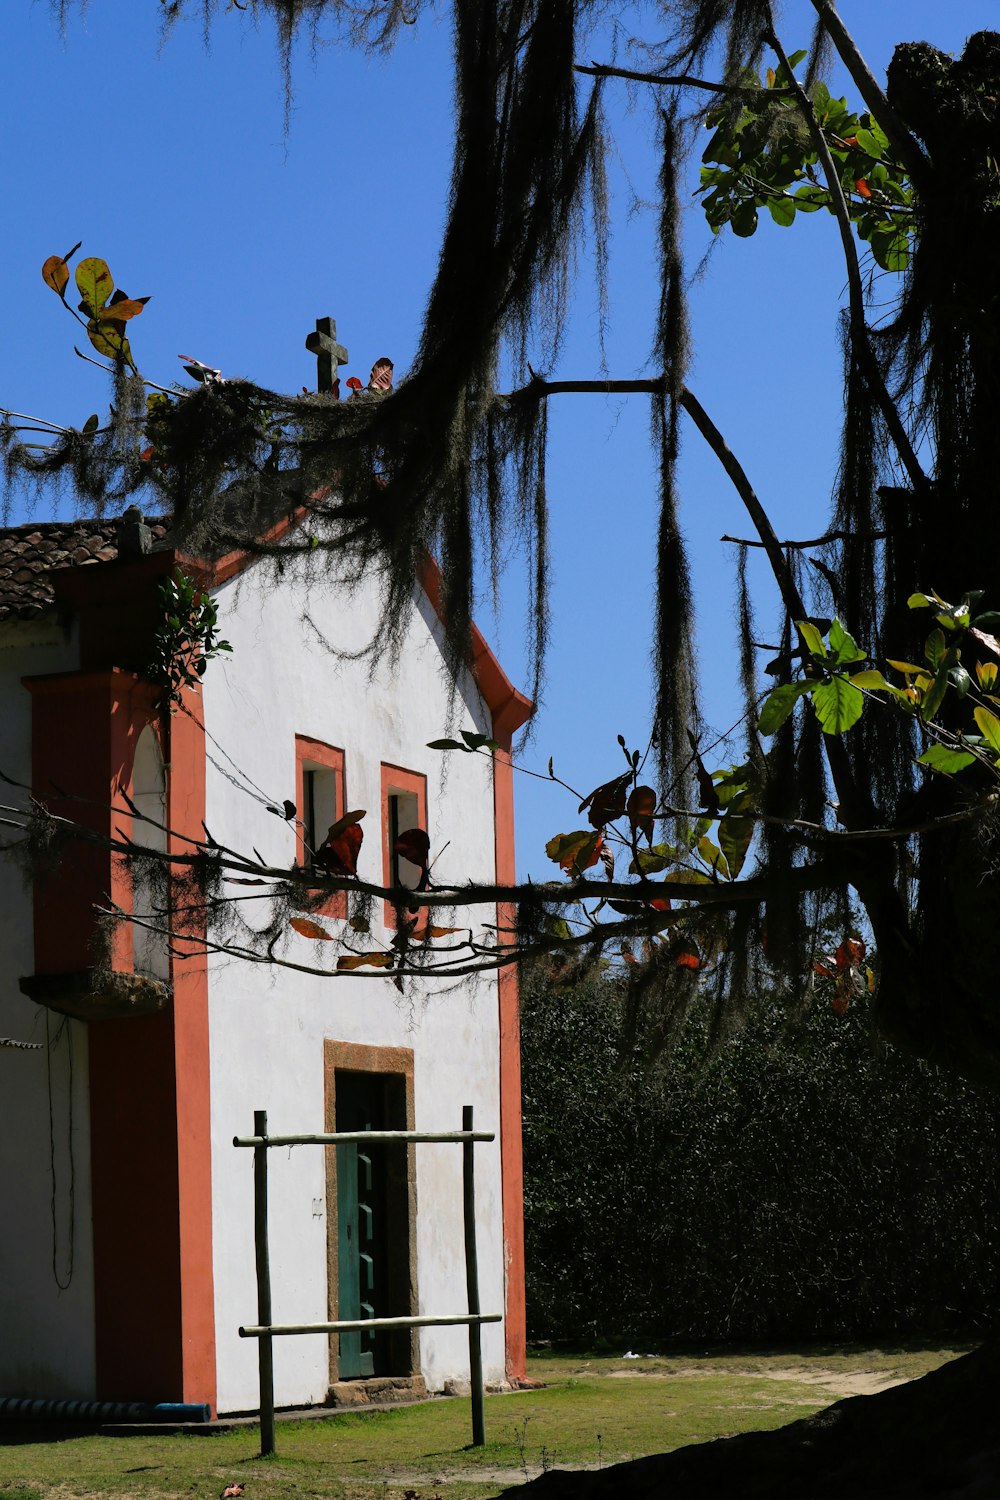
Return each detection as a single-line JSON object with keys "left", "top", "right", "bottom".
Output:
{"left": 148, "top": 568, "right": 233, "bottom": 706}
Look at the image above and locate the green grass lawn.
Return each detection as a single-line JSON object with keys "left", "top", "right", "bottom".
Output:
{"left": 0, "top": 1345, "right": 970, "bottom": 1500}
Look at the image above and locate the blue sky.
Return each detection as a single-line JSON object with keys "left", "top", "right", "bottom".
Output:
{"left": 2, "top": 1, "right": 996, "bottom": 878}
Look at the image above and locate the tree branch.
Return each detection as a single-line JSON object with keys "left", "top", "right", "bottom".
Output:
{"left": 767, "top": 27, "right": 927, "bottom": 496}
{"left": 677, "top": 388, "right": 809, "bottom": 624}
{"left": 721, "top": 529, "right": 887, "bottom": 550}
{"left": 574, "top": 61, "right": 794, "bottom": 97}
{"left": 809, "top": 0, "right": 931, "bottom": 191}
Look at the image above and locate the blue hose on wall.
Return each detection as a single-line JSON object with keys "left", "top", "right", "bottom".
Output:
{"left": 0, "top": 1396, "right": 211, "bottom": 1423}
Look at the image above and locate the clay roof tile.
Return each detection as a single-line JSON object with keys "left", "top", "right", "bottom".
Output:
{"left": 0, "top": 514, "right": 171, "bottom": 622}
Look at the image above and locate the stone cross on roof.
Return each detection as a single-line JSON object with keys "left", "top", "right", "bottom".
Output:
{"left": 305, "top": 316, "right": 349, "bottom": 394}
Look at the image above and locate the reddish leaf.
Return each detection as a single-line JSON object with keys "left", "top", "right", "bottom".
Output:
{"left": 346, "top": 376, "right": 363, "bottom": 391}
{"left": 608, "top": 893, "right": 671, "bottom": 917}
{"left": 395, "top": 827, "right": 430, "bottom": 876}
{"left": 835, "top": 937, "right": 865, "bottom": 971}
{"left": 96, "top": 297, "right": 147, "bottom": 323}
{"left": 831, "top": 993, "right": 851, "bottom": 1016}
{"left": 675, "top": 943, "right": 701, "bottom": 971}
{"left": 626, "top": 785, "right": 657, "bottom": 843}
{"left": 687, "top": 733, "right": 719, "bottom": 813}
{"left": 290, "top": 916, "right": 333, "bottom": 941}
{"left": 545, "top": 829, "right": 603, "bottom": 876}
{"left": 813, "top": 960, "right": 835, "bottom": 979}
{"left": 579, "top": 774, "right": 629, "bottom": 829}
{"left": 337, "top": 952, "right": 394, "bottom": 970}
{"left": 140, "top": 446, "right": 154, "bottom": 462}
{"left": 411, "top": 923, "right": 464, "bottom": 941}
{"left": 855, "top": 178, "right": 871, "bottom": 198}
{"left": 42, "top": 255, "right": 70, "bottom": 297}
{"left": 323, "top": 808, "right": 366, "bottom": 842}
{"left": 221, "top": 1486, "right": 245, "bottom": 1499}
{"left": 314, "top": 821, "right": 363, "bottom": 877}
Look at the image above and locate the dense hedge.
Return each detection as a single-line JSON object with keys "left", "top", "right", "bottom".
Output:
{"left": 521, "top": 966, "right": 1000, "bottom": 1344}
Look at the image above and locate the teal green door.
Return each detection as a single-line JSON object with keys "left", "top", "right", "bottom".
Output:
{"left": 335, "top": 1072, "right": 400, "bottom": 1380}
{"left": 336, "top": 1131, "right": 376, "bottom": 1378}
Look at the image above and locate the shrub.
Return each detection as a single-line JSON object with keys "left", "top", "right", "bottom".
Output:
{"left": 521, "top": 965, "right": 1000, "bottom": 1343}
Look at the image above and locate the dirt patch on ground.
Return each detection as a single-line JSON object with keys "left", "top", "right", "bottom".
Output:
{"left": 606, "top": 1365, "right": 907, "bottom": 1398}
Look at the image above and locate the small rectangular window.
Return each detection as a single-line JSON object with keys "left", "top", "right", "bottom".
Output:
{"left": 303, "top": 763, "right": 339, "bottom": 859}
{"left": 296, "top": 736, "right": 346, "bottom": 918}
{"left": 387, "top": 789, "right": 421, "bottom": 890}
{"left": 381, "top": 764, "right": 428, "bottom": 927}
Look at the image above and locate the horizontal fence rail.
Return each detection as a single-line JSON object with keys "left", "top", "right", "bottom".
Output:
{"left": 236, "top": 1105, "right": 497, "bottom": 1455}
{"left": 240, "top": 1313, "right": 503, "bottom": 1337}
{"left": 234, "top": 1129, "right": 495, "bottom": 1148}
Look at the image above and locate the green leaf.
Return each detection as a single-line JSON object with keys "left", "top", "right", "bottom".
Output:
{"left": 793, "top": 183, "right": 827, "bottom": 212}
{"left": 852, "top": 126, "right": 882, "bottom": 157}
{"left": 718, "top": 814, "right": 754, "bottom": 881}
{"left": 848, "top": 669, "right": 888, "bottom": 691}
{"left": 731, "top": 200, "right": 759, "bottom": 237}
{"left": 696, "top": 836, "right": 727, "bottom": 878}
{"left": 924, "top": 628, "right": 947, "bottom": 669}
{"left": 426, "top": 738, "right": 469, "bottom": 751}
{"left": 628, "top": 844, "right": 675, "bottom": 877}
{"left": 75, "top": 256, "right": 114, "bottom": 315}
{"left": 460, "top": 729, "right": 499, "bottom": 751}
{"left": 908, "top": 593, "right": 935, "bottom": 609}
{"left": 757, "top": 680, "right": 812, "bottom": 735}
{"left": 662, "top": 868, "right": 712, "bottom": 886}
{"left": 921, "top": 665, "right": 951, "bottom": 721}
{"left": 766, "top": 196, "right": 796, "bottom": 227}
{"left": 796, "top": 619, "right": 827, "bottom": 658}
{"left": 828, "top": 618, "right": 865, "bottom": 665}
{"left": 974, "top": 707, "right": 1000, "bottom": 754}
{"left": 916, "top": 744, "right": 977, "bottom": 775}
{"left": 810, "top": 676, "right": 864, "bottom": 734}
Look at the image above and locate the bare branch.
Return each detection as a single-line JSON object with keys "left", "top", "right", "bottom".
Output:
{"left": 766, "top": 27, "right": 927, "bottom": 495}
{"left": 574, "top": 61, "right": 794, "bottom": 97}
{"left": 721, "top": 529, "right": 887, "bottom": 549}
{"left": 809, "top": 0, "right": 930, "bottom": 190}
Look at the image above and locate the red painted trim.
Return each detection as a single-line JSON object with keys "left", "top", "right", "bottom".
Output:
{"left": 491, "top": 734, "right": 526, "bottom": 1381}
{"left": 415, "top": 554, "right": 533, "bottom": 738}
{"left": 25, "top": 667, "right": 216, "bottom": 1409}
{"left": 167, "top": 687, "right": 217, "bottom": 1411}
{"left": 295, "top": 734, "right": 347, "bottom": 919}
{"left": 176, "top": 511, "right": 303, "bottom": 591}
{"left": 380, "top": 763, "right": 428, "bottom": 929}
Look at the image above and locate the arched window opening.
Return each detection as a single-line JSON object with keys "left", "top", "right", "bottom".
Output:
{"left": 130, "top": 726, "right": 170, "bottom": 982}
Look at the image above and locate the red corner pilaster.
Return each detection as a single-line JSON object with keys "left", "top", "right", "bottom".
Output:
{"left": 25, "top": 667, "right": 215, "bottom": 1410}
{"left": 168, "top": 687, "right": 217, "bottom": 1410}
{"left": 491, "top": 695, "right": 531, "bottom": 1384}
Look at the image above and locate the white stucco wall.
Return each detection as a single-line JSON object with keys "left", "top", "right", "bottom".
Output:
{"left": 0, "top": 617, "right": 97, "bottom": 1399}
{"left": 201, "top": 557, "right": 508, "bottom": 1413}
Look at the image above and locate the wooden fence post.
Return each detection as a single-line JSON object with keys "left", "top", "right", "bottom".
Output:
{"left": 462, "top": 1104, "right": 486, "bottom": 1447}
{"left": 253, "top": 1109, "right": 276, "bottom": 1457}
